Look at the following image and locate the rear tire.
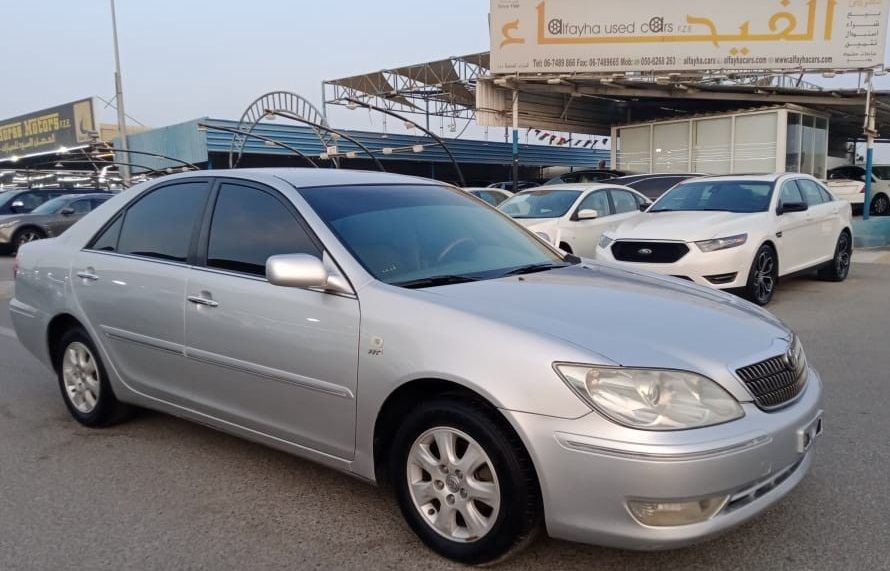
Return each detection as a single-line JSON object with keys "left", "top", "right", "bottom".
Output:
{"left": 870, "top": 193, "right": 890, "bottom": 217}
{"left": 55, "top": 326, "right": 132, "bottom": 427}
{"left": 389, "top": 398, "right": 541, "bottom": 565}
{"left": 744, "top": 245, "right": 778, "bottom": 306}
{"left": 818, "top": 232, "right": 852, "bottom": 282}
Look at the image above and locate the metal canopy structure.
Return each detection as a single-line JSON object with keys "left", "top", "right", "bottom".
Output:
{"left": 323, "top": 53, "right": 490, "bottom": 122}
{"left": 476, "top": 73, "right": 890, "bottom": 143}
{"left": 325, "top": 52, "right": 890, "bottom": 143}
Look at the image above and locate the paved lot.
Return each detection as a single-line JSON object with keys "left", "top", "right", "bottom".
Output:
{"left": 0, "top": 255, "right": 888, "bottom": 570}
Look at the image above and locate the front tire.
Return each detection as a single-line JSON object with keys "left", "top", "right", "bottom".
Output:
{"left": 870, "top": 193, "right": 890, "bottom": 217}
{"left": 744, "top": 245, "right": 778, "bottom": 306}
{"left": 13, "top": 227, "right": 46, "bottom": 252}
{"left": 389, "top": 398, "right": 541, "bottom": 565}
{"left": 55, "top": 326, "right": 132, "bottom": 427}
{"left": 818, "top": 232, "right": 852, "bottom": 282}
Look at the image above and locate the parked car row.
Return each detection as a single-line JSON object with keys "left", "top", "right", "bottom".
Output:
{"left": 496, "top": 173, "right": 853, "bottom": 306}
{"left": 11, "top": 168, "right": 824, "bottom": 565}
{"left": 0, "top": 193, "right": 111, "bottom": 253}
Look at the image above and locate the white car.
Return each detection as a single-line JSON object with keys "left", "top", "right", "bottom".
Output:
{"left": 461, "top": 187, "right": 513, "bottom": 207}
{"left": 826, "top": 165, "right": 890, "bottom": 216}
{"left": 596, "top": 174, "right": 853, "bottom": 305}
{"left": 498, "top": 184, "right": 650, "bottom": 257}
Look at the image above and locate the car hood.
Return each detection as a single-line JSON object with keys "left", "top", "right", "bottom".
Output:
{"left": 419, "top": 264, "right": 790, "bottom": 397}
{"left": 611, "top": 211, "right": 767, "bottom": 242}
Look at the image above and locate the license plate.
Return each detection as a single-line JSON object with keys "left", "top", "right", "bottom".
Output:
{"left": 797, "top": 411, "right": 823, "bottom": 454}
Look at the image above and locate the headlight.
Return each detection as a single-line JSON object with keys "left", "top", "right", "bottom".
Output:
{"left": 695, "top": 233, "right": 748, "bottom": 253}
{"left": 554, "top": 364, "right": 744, "bottom": 430}
{"left": 598, "top": 234, "right": 614, "bottom": 249}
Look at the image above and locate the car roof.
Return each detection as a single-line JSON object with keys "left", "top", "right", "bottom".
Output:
{"left": 521, "top": 182, "right": 632, "bottom": 191}
{"left": 212, "top": 168, "right": 437, "bottom": 188}
{"left": 683, "top": 173, "right": 798, "bottom": 184}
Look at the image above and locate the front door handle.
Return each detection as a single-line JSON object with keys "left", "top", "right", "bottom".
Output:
{"left": 187, "top": 295, "right": 219, "bottom": 308}
{"left": 76, "top": 268, "right": 99, "bottom": 281}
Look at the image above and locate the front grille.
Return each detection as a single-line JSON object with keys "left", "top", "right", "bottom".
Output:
{"left": 611, "top": 241, "right": 689, "bottom": 263}
{"left": 736, "top": 353, "right": 807, "bottom": 410}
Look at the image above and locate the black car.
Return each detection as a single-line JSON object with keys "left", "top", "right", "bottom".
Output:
{"left": 0, "top": 188, "right": 109, "bottom": 215}
{"left": 543, "top": 169, "right": 634, "bottom": 185}
{"left": 605, "top": 173, "right": 705, "bottom": 200}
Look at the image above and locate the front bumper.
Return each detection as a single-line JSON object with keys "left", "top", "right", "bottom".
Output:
{"left": 596, "top": 240, "right": 757, "bottom": 290}
{"left": 503, "top": 368, "right": 823, "bottom": 550}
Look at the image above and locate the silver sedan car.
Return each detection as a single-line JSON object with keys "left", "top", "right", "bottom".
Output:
{"left": 10, "top": 169, "right": 823, "bottom": 564}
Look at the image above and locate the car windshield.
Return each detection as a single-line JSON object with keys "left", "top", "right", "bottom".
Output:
{"left": 30, "top": 196, "right": 69, "bottom": 215}
{"left": 650, "top": 180, "right": 774, "bottom": 213}
{"left": 498, "top": 189, "right": 582, "bottom": 219}
{"left": 299, "top": 185, "right": 569, "bottom": 287}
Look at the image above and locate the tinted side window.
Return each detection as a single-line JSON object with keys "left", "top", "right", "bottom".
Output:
{"left": 91, "top": 216, "right": 123, "bottom": 252}
{"left": 117, "top": 182, "right": 209, "bottom": 262}
{"left": 69, "top": 199, "right": 92, "bottom": 214}
{"left": 818, "top": 186, "right": 834, "bottom": 203}
{"left": 206, "top": 183, "right": 321, "bottom": 277}
{"left": 12, "top": 192, "right": 44, "bottom": 212}
{"left": 610, "top": 189, "right": 640, "bottom": 214}
{"left": 91, "top": 198, "right": 109, "bottom": 209}
{"left": 630, "top": 177, "right": 679, "bottom": 198}
{"left": 560, "top": 173, "right": 580, "bottom": 184}
{"left": 577, "top": 191, "right": 611, "bottom": 217}
{"left": 779, "top": 181, "right": 804, "bottom": 205}
{"left": 797, "top": 179, "right": 826, "bottom": 206}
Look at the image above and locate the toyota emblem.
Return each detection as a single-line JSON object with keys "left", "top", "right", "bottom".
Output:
{"left": 638, "top": 248, "right": 653, "bottom": 256}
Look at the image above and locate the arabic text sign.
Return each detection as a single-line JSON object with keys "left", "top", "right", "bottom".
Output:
{"left": 0, "top": 98, "right": 96, "bottom": 161}
{"left": 491, "top": 0, "right": 890, "bottom": 73}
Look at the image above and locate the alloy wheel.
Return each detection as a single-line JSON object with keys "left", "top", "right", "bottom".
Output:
{"left": 753, "top": 250, "right": 776, "bottom": 303}
{"left": 406, "top": 427, "right": 501, "bottom": 543}
{"left": 62, "top": 342, "right": 101, "bottom": 414}
{"left": 836, "top": 234, "right": 851, "bottom": 278}
{"left": 17, "top": 230, "right": 42, "bottom": 247}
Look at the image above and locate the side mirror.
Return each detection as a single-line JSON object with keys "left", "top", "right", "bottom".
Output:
{"left": 60, "top": 207, "right": 75, "bottom": 216}
{"left": 778, "top": 201, "right": 808, "bottom": 215}
{"left": 10, "top": 200, "right": 25, "bottom": 213}
{"left": 577, "top": 208, "right": 599, "bottom": 220}
{"left": 266, "top": 254, "right": 329, "bottom": 289}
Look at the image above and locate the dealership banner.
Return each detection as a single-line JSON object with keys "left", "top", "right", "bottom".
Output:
{"left": 491, "top": 0, "right": 890, "bottom": 73}
{"left": 0, "top": 98, "right": 97, "bottom": 161}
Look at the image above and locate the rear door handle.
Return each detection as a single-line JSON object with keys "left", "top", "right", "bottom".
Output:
{"left": 76, "top": 269, "right": 99, "bottom": 281}
{"left": 187, "top": 295, "right": 219, "bottom": 308}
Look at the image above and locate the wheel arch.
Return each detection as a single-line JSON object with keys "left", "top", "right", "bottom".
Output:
{"left": 372, "top": 378, "right": 535, "bottom": 486}
{"left": 46, "top": 313, "right": 86, "bottom": 373}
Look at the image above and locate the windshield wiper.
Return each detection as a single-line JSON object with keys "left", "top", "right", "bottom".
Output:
{"left": 393, "top": 275, "right": 480, "bottom": 289}
{"left": 502, "top": 263, "right": 570, "bottom": 277}
{"left": 649, "top": 208, "right": 675, "bottom": 213}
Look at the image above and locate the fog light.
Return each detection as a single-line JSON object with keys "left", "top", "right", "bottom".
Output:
{"left": 627, "top": 495, "right": 729, "bottom": 527}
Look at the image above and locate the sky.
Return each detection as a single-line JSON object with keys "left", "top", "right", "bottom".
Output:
{"left": 0, "top": 0, "right": 490, "bottom": 133}
{"left": 2, "top": 1, "right": 890, "bottom": 147}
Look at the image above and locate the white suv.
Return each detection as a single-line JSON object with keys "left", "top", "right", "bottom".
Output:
{"left": 596, "top": 174, "right": 853, "bottom": 305}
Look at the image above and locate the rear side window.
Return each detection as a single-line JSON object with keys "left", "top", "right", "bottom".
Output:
{"left": 111, "top": 182, "right": 209, "bottom": 261}
{"left": 610, "top": 189, "right": 640, "bottom": 214}
{"left": 206, "top": 183, "right": 321, "bottom": 277}
{"left": 69, "top": 199, "right": 93, "bottom": 214}
{"left": 796, "top": 179, "right": 826, "bottom": 206}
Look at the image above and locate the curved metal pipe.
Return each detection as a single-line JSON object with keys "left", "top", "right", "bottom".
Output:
{"left": 342, "top": 97, "right": 466, "bottom": 186}
{"left": 199, "top": 123, "right": 319, "bottom": 168}
{"left": 263, "top": 109, "right": 386, "bottom": 173}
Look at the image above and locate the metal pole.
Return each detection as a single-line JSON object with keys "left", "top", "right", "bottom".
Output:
{"left": 110, "top": 0, "right": 131, "bottom": 187}
{"left": 511, "top": 89, "right": 520, "bottom": 192}
{"left": 864, "top": 70, "right": 876, "bottom": 221}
